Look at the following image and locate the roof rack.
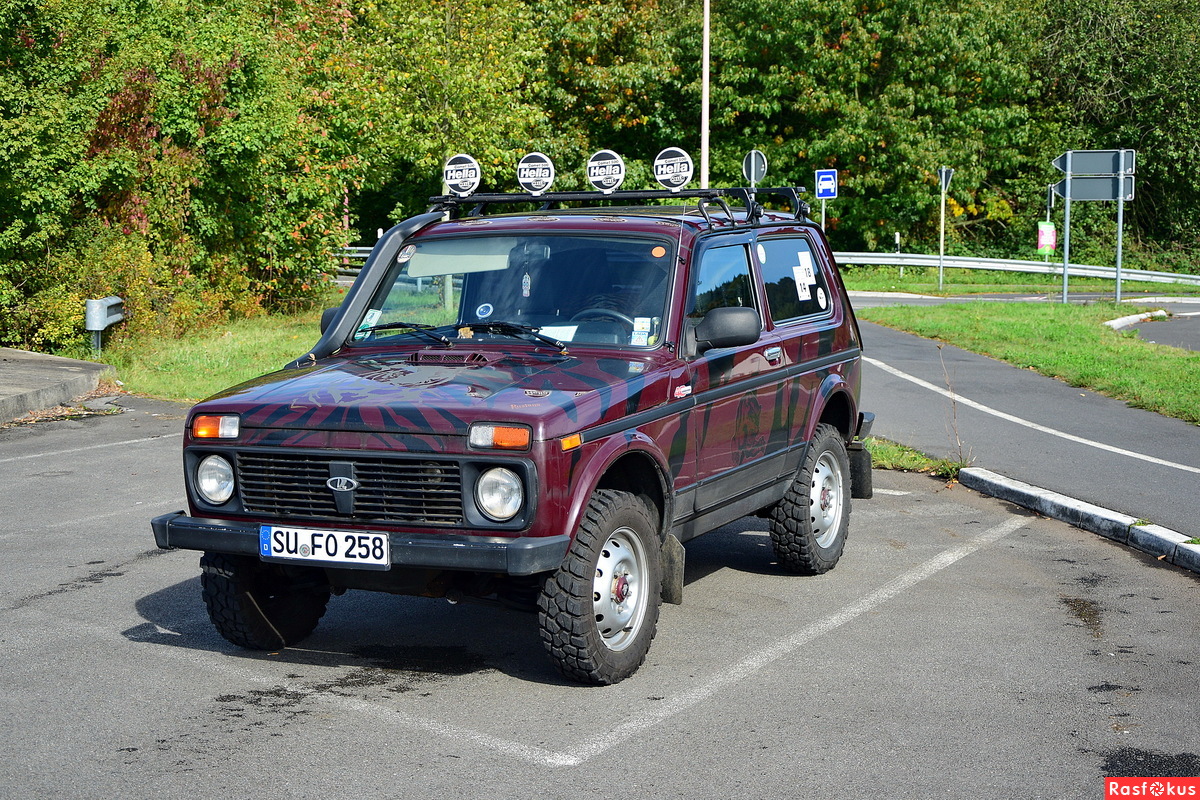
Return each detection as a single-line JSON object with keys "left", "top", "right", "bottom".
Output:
{"left": 427, "top": 187, "right": 811, "bottom": 226}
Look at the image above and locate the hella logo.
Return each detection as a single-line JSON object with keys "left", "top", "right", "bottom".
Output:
{"left": 326, "top": 476, "right": 360, "bottom": 493}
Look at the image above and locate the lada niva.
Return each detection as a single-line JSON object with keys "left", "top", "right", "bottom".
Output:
{"left": 152, "top": 159, "right": 873, "bottom": 684}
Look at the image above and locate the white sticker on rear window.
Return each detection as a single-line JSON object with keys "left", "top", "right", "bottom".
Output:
{"left": 817, "top": 287, "right": 827, "bottom": 308}
{"left": 792, "top": 268, "right": 812, "bottom": 301}
{"left": 797, "top": 250, "right": 817, "bottom": 284}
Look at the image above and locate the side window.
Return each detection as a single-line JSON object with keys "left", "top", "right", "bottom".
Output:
{"left": 758, "top": 237, "right": 832, "bottom": 323}
{"left": 689, "top": 245, "right": 755, "bottom": 318}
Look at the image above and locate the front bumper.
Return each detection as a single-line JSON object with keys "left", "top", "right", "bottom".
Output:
{"left": 150, "top": 512, "right": 570, "bottom": 576}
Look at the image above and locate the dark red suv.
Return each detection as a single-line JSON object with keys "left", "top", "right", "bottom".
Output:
{"left": 152, "top": 183, "right": 873, "bottom": 684}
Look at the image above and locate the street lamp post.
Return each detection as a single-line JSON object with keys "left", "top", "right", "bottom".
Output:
{"left": 700, "top": 0, "right": 710, "bottom": 188}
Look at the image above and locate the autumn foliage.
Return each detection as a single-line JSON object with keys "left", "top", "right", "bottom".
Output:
{"left": 1, "top": 0, "right": 1197, "bottom": 349}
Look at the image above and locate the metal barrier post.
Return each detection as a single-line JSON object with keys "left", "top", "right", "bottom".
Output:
{"left": 84, "top": 296, "right": 125, "bottom": 353}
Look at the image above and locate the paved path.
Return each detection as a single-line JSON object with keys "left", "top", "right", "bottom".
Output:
{"left": 857, "top": 318, "right": 1200, "bottom": 538}
{"left": 0, "top": 347, "right": 110, "bottom": 422}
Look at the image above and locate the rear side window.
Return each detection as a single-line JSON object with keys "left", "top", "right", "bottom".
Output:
{"left": 689, "top": 245, "right": 755, "bottom": 318}
{"left": 758, "top": 237, "right": 831, "bottom": 323}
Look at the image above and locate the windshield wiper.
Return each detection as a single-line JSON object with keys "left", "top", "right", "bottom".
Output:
{"left": 463, "top": 321, "right": 568, "bottom": 354}
{"left": 357, "top": 320, "right": 453, "bottom": 346}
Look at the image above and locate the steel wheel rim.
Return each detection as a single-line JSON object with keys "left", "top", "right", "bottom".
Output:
{"left": 809, "top": 451, "right": 844, "bottom": 548}
{"left": 591, "top": 526, "right": 648, "bottom": 652}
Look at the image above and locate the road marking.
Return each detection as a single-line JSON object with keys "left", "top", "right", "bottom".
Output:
{"left": 558, "top": 515, "right": 1026, "bottom": 766}
{"left": 0, "top": 432, "right": 182, "bottom": 465}
{"left": 0, "top": 503, "right": 180, "bottom": 542}
{"left": 874, "top": 488, "right": 911, "bottom": 496}
{"left": 40, "top": 516, "right": 1025, "bottom": 768}
{"left": 864, "top": 356, "right": 1200, "bottom": 476}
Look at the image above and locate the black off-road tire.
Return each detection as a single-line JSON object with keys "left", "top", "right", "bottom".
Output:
{"left": 538, "top": 490, "right": 662, "bottom": 685}
{"left": 769, "top": 423, "right": 851, "bottom": 575}
{"left": 200, "top": 552, "right": 331, "bottom": 650}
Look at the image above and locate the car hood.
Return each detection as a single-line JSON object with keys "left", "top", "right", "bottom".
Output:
{"left": 193, "top": 348, "right": 676, "bottom": 441}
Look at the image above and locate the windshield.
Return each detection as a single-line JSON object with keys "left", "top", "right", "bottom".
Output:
{"left": 352, "top": 233, "right": 674, "bottom": 349}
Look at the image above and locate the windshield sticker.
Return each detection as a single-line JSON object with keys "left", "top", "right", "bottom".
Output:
{"left": 817, "top": 287, "right": 828, "bottom": 309}
{"left": 540, "top": 325, "right": 578, "bottom": 341}
{"left": 757, "top": 244, "right": 767, "bottom": 263}
{"left": 475, "top": 303, "right": 494, "bottom": 319}
{"left": 633, "top": 317, "right": 652, "bottom": 332}
{"left": 631, "top": 330, "right": 650, "bottom": 347}
{"left": 522, "top": 272, "right": 531, "bottom": 298}
{"left": 651, "top": 246, "right": 667, "bottom": 259}
{"left": 397, "top": 244, "right": 416, "bottom": 263}
{"left": 354, "top": 309, "right": 382, "bottom": 339}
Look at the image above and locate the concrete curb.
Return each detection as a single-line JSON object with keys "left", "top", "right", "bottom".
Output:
{"left": 1103, "top": 309, "right": 1167, "bottom": 330}
{"left": 0, "top": 348, "right": 112, "bottom": 423}
{"left": 958, "top": 467, "right": 1198, "bottom": 575}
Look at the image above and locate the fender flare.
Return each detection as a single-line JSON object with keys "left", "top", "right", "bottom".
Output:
{"left": 561, "top": 429, "right": 673, "bottom": 547}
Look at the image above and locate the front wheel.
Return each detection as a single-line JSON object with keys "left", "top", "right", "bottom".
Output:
{"left": 769, "top": 423, "right": 851, "bottom": 574}
{"left": 200, "top": 552, "right": 330, "bottom": 649}
{"left": 538, "top": 490, "right": 662, "bottom": 684}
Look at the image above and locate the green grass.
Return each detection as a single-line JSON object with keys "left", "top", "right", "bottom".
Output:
{"left": 858, "top": 301, "right": 1200, "bottom": 425}
{"left": 101, "top": 287, "right": 460, "bottom": 401}
{"left": 102, "top": 308, "right": 329, "bottom": 402}
{"left": 841, "top": 266, "right": 1200, "bottom": 296}
{"left": 863, "top": 437, "right": 965, "bottom": 478}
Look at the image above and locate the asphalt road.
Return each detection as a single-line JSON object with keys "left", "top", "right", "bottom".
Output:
{"left": 3, "top": 396, "right": 1199, "bottom": 798}
{"left": 853, "top": 295, "right": 1200, "bottom": 538}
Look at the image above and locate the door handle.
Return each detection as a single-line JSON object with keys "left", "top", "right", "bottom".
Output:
{"left": 765, "top": 346, "right": 783, "bottom": 364}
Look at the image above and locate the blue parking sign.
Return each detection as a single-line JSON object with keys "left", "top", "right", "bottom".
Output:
{"left": 815, "top": 169, "right": 838, "bottom": 200}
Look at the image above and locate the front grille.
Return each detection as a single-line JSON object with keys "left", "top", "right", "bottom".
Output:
{"left": 237, "top": 452, "right": 464, "bottom": 526}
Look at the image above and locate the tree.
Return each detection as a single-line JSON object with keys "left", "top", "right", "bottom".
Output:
{"left": 1037, "top": 0, "right": 1200, "bottom": 252}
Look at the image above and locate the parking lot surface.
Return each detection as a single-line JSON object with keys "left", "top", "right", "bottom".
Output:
{"left": 2, "top": 397, "right": 1198, "bottom": 798}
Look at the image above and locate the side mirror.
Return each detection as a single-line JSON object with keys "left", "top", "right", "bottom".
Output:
{"left": 694, "top": 306, "right": 761, "bottom": 352}
{"left": 320, "top": 307, "right": 340, "bottom": 335}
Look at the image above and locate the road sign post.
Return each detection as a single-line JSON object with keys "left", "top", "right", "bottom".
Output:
{"left": 814, "top": 169, "right": 838, "bottom": 230}
{"left": 1051, "top": 149, "right": 1136, "bottom": 303}
{"left": 937, "top": 166, "right": 954, "bottom": 291}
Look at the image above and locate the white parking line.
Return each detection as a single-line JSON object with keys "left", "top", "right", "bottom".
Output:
{"left": 556, "top": 515, "right": 1026, "bottom": 766}
{"left": 0, "top": 432, "right": 182, "bottom": 465}
{"left": 864, "top": 356, "right": 1200, "bottom": 476}
{"left": 43, "top": 516, "right": 1026, "bottom": 768}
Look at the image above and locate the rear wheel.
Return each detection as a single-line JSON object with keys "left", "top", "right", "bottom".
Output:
{"left": 538, "top": 490, "right": 662, "bottom": 684}
{"left": 200, "top": 552, "right": 330, "bottom": 649}
{"left": 769, "top": 423, "right": 851, "bottom": 574}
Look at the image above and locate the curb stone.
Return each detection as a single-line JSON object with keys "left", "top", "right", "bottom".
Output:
{"left": 1103, "top": 309, "right": 1168, "bottom": 330}
{"left": 958, "top": 467, "right": 1197, "bottom": 575}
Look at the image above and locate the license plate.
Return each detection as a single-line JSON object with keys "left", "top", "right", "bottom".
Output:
{"left": 259, "top": 525, "right": 390, "bottom": 570}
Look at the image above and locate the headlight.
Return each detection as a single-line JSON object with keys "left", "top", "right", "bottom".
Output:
{"left": 196, "top": 454, "right": 235, "bottom": 505}
{"left": 475, "top": 467, "right": 523, "bottom": 521}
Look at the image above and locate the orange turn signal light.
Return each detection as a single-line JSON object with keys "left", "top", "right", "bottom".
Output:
{"left": 469, "top": 423, "right": 531, "bottom": 450}
{"left": 192, "top": 415, "right": 240, "bottom": 439}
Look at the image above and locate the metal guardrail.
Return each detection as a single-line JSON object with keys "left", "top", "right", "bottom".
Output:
{"left": 831, "top": 251, "right": 1200, "bottom": 287}
{"left": 334, "top": 247, "right": 1200, "bottom": 287}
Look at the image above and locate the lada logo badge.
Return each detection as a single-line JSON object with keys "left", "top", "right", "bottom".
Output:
{"left": 326, "top": 476, "right": 360, "bottom": 493}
